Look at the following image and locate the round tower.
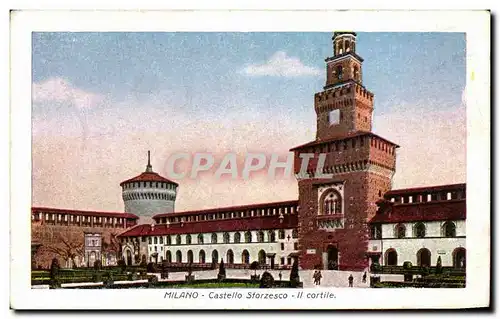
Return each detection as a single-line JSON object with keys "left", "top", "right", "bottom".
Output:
{"left": 120, "top": 151, "right": 178, "bottom": 224}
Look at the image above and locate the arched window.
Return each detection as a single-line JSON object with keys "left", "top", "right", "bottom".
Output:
{"left": 245, "top": 231, "right": 252, "bottom": 243}
{"left": 321, "top": 190, "right": 342, "bottom": 215}
{"left": 353, "top": 65, "right": 360, "bottom": 81}
{"left": 199, "top": 250, "right": 206, "bottom": 264}
{"left": 211, "top": 250, "right": 219, "bottom": 264}
{"left": 223, "top": 232, "right": 230, "bottom": 244}
{"left": 278, "top": 230, "right": 285, "bottom": 240}
{"left": 258, "top": 250, "right": 267, "bottom": 265}
{"left": 148, "top": 237, "right": 152, "bottom": 244}
{"left": 385, "top": 248, "right": 398, "bottom": 266}
{"left": 241, "top": 250, "right": 250, "bottom": 264}
{"left": 268, "top": 230, "right": 276, "bottom": 242}
{"left": 395, "top": 223, "right": 406, "bottom": 239}
{"left": 166, "top": 235, "right": 171, "bottom": 245}
{"left": 175, "top": 250, "right": 182, "bottom": 263}
{"left": 414, "top": 222, "right": 426, "bottom": 238}
{"left": 176, "top": 235, "right": 181, "bottom": 245}
{"left": 257, "top": 231, "right": 265, "bottom": 243}
{"left": 198, "top": 234, "right": 204, "bottom": 244}
{"left": 344, "top": 40, "right": 350, "bottom": 52}
{"left": 154, "top": 237, "right": 158, "bottom": 244}
{"left": 292, "top": 229, "right": 298, "bottom": 239}
{"left": 187, "top": 250, "right": 194, "bottom": 264}
{"left": 226, "top": 249, "right": 234, "bottom": 264}
{"left": 186, "top": 234, "right": 192, "bottom": 245}
{"left": 336, "top": 65, "right": 343, "bottom": 80}
{"left": 453, "top": 247, "right": 466, "bottom": 268}
{"left": 417, "top": 248, "right": 431, "bottom": 267}
{"left": 165, "top": 251, "right": 172, "bottom": 263}
{"left": 234, "top": 232, "right": 241, "bottom": 243}
{"left": 211, "top": 233, "right": 218, "bottom": 244}
{"left": 159, "top": 236, "right": 164, "bottom": 244}
{"left": 442, "top": 221, "right": 456, "bottom": 238}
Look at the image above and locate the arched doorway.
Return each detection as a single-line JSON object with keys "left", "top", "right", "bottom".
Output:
{"left": 417, "top": 248, "right": 431, "bottom": 267}
{"left": 187, "top": 250, "right": 194, "bottom": 264}
{"left": 126, "top": 250, "right": 132, "bottom": 266}
{"left": 89, "top": 251, "right": 96, "bottom": 267}
{"left": 165, "top": 251, "right": 172, "bottom": 263}
{"left": 226, "top": 249, "right": 234, "bottom": 264}
{"left": 453, "top": 247, "right": 466, "bottom": 268}
{"left": 199, "top": 250, "right": 206, "bottom": 264}
{"left": 385, "top": 249, "right": 398, "bottom": 266}
{"left": 258, "top": 250, "right": 266, "bottom": 265}
{"left": 327, "top": 245, "right": 339, "bottom": 270}
{"left": 242, "top": 250, "right": 250, "bottom": 264}
{"left": 212, "top": 250, "right": 219, "bottom": 264}
{"left": 176, "top": 250, "right": 182, "bottom": 263}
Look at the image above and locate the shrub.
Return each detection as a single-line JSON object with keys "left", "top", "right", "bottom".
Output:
{"left": 218, "top": 259, "right": 226, "bottom": 277}
{"left": 147, "top": 262, "right": 158, "bottom": 273}
{"left": 93, "top": 260, "right": 102, "bottom": 271}
{"left": 370, "top": 263, "right": 382, "bottom": 273}
{"left": 259, "top": 271, "right": 274, "bottom": 288}
{"left": 117, "top": 259, "right": 126, "bottom": 273}
{"left": 403, "top": 261, "right": 412, "bottom": 269}
{"left": 289, "top": 259, "right": 300, "bottom": 287}
{"left": 436, "top": 256, "right": 443, "bottom": 274}
{"left": 49, "top": 258, "right": 60, "bottom": 280}
{"left": 250, "top": 261, "right": 259, "bottom": 275}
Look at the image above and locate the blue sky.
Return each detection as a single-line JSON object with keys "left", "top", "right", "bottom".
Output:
{"left": 31, "top": 32, "right": 467, "bottom": 211}
{"left": 33, "top": 32, "right": 465, "bottom": 117}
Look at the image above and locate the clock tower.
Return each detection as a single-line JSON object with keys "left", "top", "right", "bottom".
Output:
{"left": 291, "top": 32, "right": 399, "bottom": 270}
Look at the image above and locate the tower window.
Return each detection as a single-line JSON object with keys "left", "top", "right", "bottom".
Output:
{"left": 336, "top": 65, "right": 343, "bottom": 80}
{"left": 353, "top": 65, "right": 360, "bottom": 81}
{"left": 328, "top": 109, "right": 340, "bottom": 125}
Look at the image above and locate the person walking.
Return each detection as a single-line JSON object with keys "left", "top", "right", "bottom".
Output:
{"left": 317, "top": 270, "right": 322, "bottom": 285}
{"left": 348, "top": 274, "right": 354, "bottom": 287}
{"left": 362, "top": 271, "right": 367, "bottom": 283}
{"left": 313, "top": 270, "right": 318, "bottom": 285}
{"left": 278, "top": 271, "right": 282, "bottom": 281}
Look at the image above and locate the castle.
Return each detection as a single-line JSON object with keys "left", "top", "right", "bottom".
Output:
{"left": 31, "top": 32, "right": 466, "bottom": 271}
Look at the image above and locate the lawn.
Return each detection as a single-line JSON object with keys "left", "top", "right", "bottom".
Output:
{"left": 162, "top": 282, "right": 259, "bottom": 289}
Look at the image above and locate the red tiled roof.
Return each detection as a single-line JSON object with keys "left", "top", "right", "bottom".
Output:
{"left": 369, "top": 199, "right": 466, "bottom": 224}
{"left": 384, "top": 183, "right": 466, "bottom": 197}
{"left": 31, "top": 207, "right": 139, "bottom": 219}
{"left": 153, "top": 200, "right": 299, "bottom": 219}
{"left": 120, "top": 172, "right": 179, "bottom": 186}
{"left": 289, "top": 131, "right": 399, "bottom": 151}
{"left": 118, "top": 214, "right": 298, "bottom": 237}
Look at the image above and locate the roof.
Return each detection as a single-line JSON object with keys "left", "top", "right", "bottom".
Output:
{"left": 290, "top": 131, "right": 400, "bottom": 151}
{"left": 384, "top": 183, "right": 466, "bottom": 197}
{"left": 369, "top": 199, "right": 466, "bottom": 224}
{"left": 153, "top": 200, "right": 299, "bottom": 219}
{"left": 118, "top": 214, "right": 298, "bottom": 237}
{"left": 120, "top": 171, "right": 179, "bottom": 187}
{"left": 31, "top": 207, "right": 139, "bottom": 219}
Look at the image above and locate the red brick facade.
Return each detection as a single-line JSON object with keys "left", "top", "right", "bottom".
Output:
{"left": 291, "top": 32, "right": 398, "bottom": 271}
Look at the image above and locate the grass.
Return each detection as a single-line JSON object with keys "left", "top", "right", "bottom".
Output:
{"left": 157, "top": 282, "right": 260, "bottom": 289}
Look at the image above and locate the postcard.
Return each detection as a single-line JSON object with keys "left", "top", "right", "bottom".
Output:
{"left": 9, "top": 9, "right": 490, "bottom": 310}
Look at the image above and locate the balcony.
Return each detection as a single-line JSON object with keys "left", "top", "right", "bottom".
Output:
{"left": 316, "top": 214, "right": 344, "bottom": 231}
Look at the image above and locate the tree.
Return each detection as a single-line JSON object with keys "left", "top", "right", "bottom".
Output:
{"left": 260, "top": 271, "right": 275, "bottom": 288}
{"left": 49, "top": 257, "right": 60, "bottom": 289}
{"left": 250, "top": 261, "right": 259, "bottom": 277}
{"left": 43, "top": 231, "right": 84, "bottom": 269}
{"left": 289, "top": 259, "right": 300, "bottom": 287}
{"left": 218, "top": 259, "right": 226, "bottom": 279}
{"left": 101, "top": 232, "right": 121, "bottom": 266}
{"left": 436, "top": 256, "right": 443, "bottom": 274}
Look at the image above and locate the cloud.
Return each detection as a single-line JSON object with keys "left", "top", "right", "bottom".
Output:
{"left": 32, "top": 77, "right": 103, "bottom": 109}
{"left": 241, "top": 51, "right": 321, "bottom": 77}
{"left": 32, "top": 92, "right": 465, "bottom": 213}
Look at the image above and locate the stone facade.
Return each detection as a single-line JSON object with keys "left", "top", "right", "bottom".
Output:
{"left": 31, "top": 209, "right": 138, "bottom": 268}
